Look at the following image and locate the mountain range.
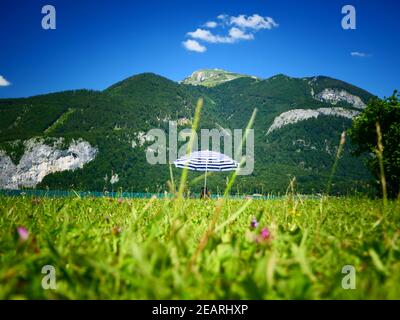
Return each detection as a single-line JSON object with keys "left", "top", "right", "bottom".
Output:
{"left": 0, "top": 69, "right": 375, "bottom": 194}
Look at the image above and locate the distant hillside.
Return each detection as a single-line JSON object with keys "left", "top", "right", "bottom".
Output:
{"left": 0, "top": 70, "right": 376, "bottom": 194}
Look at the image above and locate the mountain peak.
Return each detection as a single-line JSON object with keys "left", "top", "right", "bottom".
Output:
{"left": 267, "top": 74, "right": 293, "bottom": 81}
{"left": 105, "top": 72, "right": 178, "bottom": 95}
{"left": 181, "top": 69, "right": 256, "bottom": 87}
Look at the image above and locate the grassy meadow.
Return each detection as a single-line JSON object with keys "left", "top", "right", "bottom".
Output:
{"left": 1, "top": 194, "right": 399, "bottom": 299}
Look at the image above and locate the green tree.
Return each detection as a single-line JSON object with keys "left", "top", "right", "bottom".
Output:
{"left": 349, "top": 91, "right": 400, "bottom": 198}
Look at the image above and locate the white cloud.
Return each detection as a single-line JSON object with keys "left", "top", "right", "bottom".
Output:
{"left": 182, "top": 39, "right": 207, "bottom": 53}
{"left": 351, "top": 51, "right": 371, "bottom": 58}
{"left": 217, "top": 14, "right": 228, "bottom": 20}
{"left": 204, "top": 21, "right": 217, "bottom": 28}
{"left": 187, "top": 28, "right": 232, "bottom": 43}
{"left": 0, "top": 75, "right": 10, "bottom": 86}
{"left": 187, "top": 28, "right": 218, "bottom": 43}
{"left": 228, "top": 27, "right": 254, "bottom": 41}
{"left": 183, "top": 13, "right": 278, "bottom": 52}
{"left": 230, "top": 14, "right": 278, "bottom": 30}
{"left": 187, "top": 27, "right": 254, "bottom": 44}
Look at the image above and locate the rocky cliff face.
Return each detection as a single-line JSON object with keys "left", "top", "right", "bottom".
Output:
{"left": 267, "top": 107, "right": 359, "bottom": 134}
{"left": 0, "top": 138, "right": 97, "bottom": 189}
{"left": 314, "top": 88, "right": 366, "bottom": 109}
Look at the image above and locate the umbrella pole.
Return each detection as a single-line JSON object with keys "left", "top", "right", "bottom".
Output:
{"left": 204, "top": 162, "right": 207, "bottom": 191}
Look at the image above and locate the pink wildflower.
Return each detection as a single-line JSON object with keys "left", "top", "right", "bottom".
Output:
{"left": 17, "top": 226, "right": 29, "bottom": 242}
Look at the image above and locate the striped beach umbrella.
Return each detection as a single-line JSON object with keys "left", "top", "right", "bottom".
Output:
{"left": 174, "top": 150, "right": 238, "bottom": 191}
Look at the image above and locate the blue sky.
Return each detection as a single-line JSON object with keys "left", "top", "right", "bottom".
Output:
{"left": 0, "top": 0, "right": 399, "bottom": 98}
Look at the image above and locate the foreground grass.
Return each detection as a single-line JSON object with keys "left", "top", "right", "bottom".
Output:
{"left": 0, "top": 195, "right": 399, "bottom": 299}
